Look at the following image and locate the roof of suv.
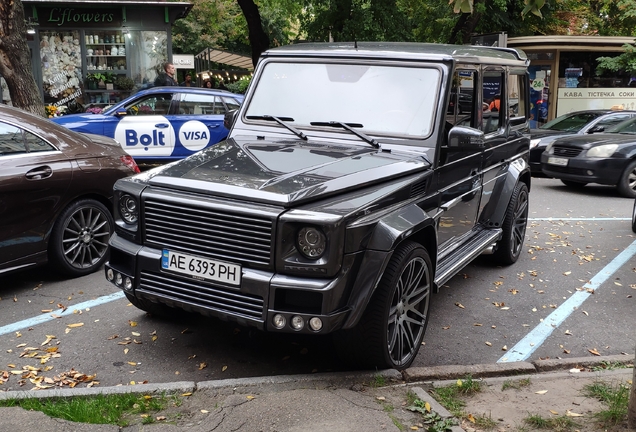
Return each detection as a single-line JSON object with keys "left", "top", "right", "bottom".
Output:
{"left": 262, "top": 42, "right": 529, "bottom": 67}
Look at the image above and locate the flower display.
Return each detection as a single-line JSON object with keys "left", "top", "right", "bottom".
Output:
{"left": 86, "top": 107, "right": 103, "bottom": 114}
{"left": 45, "top": 105, "right": 58, "bottom": 118}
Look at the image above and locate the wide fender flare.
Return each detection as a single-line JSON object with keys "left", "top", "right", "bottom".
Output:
{"left": 342, "top": 203, "right": 436, "bottom": 329}
{"left": 484, "top": 157, "right": 530, "bottom": 227}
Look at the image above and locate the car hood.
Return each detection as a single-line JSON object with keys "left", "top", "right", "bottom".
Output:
{"left": 137, "top": 137, "right": 431, "bottom": 206}
{"left": 530, "top": 129, "right": 573, "bottom": 143}
{"left": 51, "top": 113, "right": 110, "bottom": 126}
{"left": 551, "top": 133, "right": 636, "bottom": 149}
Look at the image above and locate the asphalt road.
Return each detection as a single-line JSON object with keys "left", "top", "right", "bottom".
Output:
{"left": 0, "top": 177, "right": 633, "bottom": 391}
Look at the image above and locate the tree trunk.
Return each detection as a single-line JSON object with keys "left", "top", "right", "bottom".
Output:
{"left": 237, "top": 0, "right": 270, "bottom": 68}
{"left": 0, "top": 0, "right": 44, "bottom": 116}
{"left": 629, "top": 346, "right": 636, "bottom": 429}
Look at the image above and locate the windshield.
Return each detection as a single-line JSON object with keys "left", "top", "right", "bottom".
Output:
{"left": 606, "top": 117, "right": 636, "bottom": 134}
{"left": 245, "top": 61, "right": 441, "bottom": 138}
{"left": 539, "top": 112, "right": 601, "bottom": 132}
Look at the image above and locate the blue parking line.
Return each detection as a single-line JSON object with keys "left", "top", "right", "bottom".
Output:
{"left": 498, "top": 239, "right": 636, "bottom": 363}
{"left": 0, "top": 291, "right": 125, "bottom": 337}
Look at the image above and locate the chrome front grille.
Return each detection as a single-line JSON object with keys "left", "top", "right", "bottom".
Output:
{"left": 143, "top": 196, "right": 275, "bottom": 267}
{"left": 139, "top": 271, "right": 264, "bottom": 320}
{"left": 552, "top": 146, "right": 582, "bottom": 158}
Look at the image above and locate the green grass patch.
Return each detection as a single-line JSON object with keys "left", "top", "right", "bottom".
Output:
{"left": 429, "top": 375, "right": 481, "bottom": 417}
{"left": 583, "top": 380, "right": 630, "bottom": 426}
{"left": 590, "top": 360, "right": 632, "bottom": 372}
{"left": 523, "top": 413, "right": 579, "bottom": 431}
{"left": 370, "top": 374, "right": 387, "bottom": 388}
{"left": 501, "top": 377, "right": 531, "bottom": 391}
{"left": 0, "top": 393, "right": 177, "bottom": 427}
{"left": 471, "top": 412, "right": 498, "bottom": 429}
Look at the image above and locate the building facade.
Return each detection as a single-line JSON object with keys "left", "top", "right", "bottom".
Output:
{"left": 507, "top": 36, "right": 636, "bottom": 127}
{"left": 21, "top": 0, "right": 191, "bottom": 109}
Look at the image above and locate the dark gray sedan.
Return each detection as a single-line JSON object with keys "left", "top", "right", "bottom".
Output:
{"left": 541, "top": 116, "right": 636, "bottom": 198}
{"left": 0, "top": 105, "right": 140, "bottom": 277}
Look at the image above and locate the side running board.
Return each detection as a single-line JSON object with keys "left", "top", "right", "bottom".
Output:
{"left": 434, "top": 228, "right": 502, "bottom": 288}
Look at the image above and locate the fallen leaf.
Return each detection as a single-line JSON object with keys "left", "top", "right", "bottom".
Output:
{"left": 129, "top": 321, "right": 138, "bottom": 327}
{"left": 198, "top": 362, "right": 207, "bottom": 370}
{"left": 535, "top": 390, "right": 548, "bottom": 394}
{"left": 485, "top": 341, "right": 492, "bottom": 346}
{"left": 473, "top": 323, "right": 482, "bottom": 327}
{"left": 246, "top": 395, "right": 255, "bottom": 400}
{"left": 222, "top": 365, "right": 227, "bottom": 372}
{"left": 127, "top": 362, "right": 137, "bottom": 366}
{"left": 566, "top": 410, "right": 584, "bottom": 417}
{"left": 454, "top": 302, "right": 465, "bottom": 309}
{"left": 124, "top": 348, "right": 129, "bottom": 354}
{"left": 588, "top": 348, "right": 601, "bottom": 356}
{"left": 564, "top": 330, "right": 572, "bottom": 335}
{"left": 582, "top": 311, "right": 588, "bottom": 316}
{"left": 467, "top": 413, "right": 476, "bottom": 423}
{"left": 182, "top": 392, "right": 192, "bottom": 397}
{"left": 502, "top": 345, "right": 508, "bottom": 351}
{"left": 409, "top": 426, "right": 419, "bottom": 430}
{"left": 200, "top": 410, "right": 209, "bottom": 414}
{"left": 131, "top": 332, "right": 141, "bottom": 337}
{"left": 614, "top": 281, "right": 622, "bottom": 286}
{"left": 67, "top": 323, "right": 84, "bottom": 328}
{"left": 569, "top": 368, "right": 581, "bottom": 373}
{"left": 563, "top": 349, "right": 570, "bottom": 354}
{"left": 376, "top": 396, "right": 386, "bottom": 401}
{"left": 156, "top": 416, "right": 166, "bottom": 421}
{"left": 152, "top": 335, "right": 158, "bottom": 342}
{"left": 41, "top": 309, "right": 53, "bottom": 313}
{"left": 41, "top": 335, "right": 56, "bottom": 346}
{"left": 563, "top": 271, "right": 571, "bottom": 275}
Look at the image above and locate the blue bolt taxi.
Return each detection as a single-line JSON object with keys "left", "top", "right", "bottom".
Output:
{"left": 51, "top": 87, "right": 244, "bottom": 162}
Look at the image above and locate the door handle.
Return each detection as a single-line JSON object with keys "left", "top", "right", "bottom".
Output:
{"left": 154, "top": 123, "right": 170, "bottom": 128}
{"left": 26, "top": 166, "right": 53, "bottom": 180}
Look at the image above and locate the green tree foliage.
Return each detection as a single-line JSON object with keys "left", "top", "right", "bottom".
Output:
{"left": 597, "top": 44, "right": 636, "bottom": 76}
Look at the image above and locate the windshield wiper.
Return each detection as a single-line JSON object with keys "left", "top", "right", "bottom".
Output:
{"left": 246, "top": 115, "right": 307, "bottom": 140}
{"left": 310, "top": 121, "right": 379, "bottom": 148}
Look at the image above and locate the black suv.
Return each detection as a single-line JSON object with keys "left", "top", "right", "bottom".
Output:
{"left": 105, "top": 42, "right": 532, "bottom": 369}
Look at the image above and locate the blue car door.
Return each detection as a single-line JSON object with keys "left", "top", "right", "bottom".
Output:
{"left": 112, "top": 92, "right": 177, "bottom": 160}
{"left": 170, "top": 93, "right": 230, "bottom": 158}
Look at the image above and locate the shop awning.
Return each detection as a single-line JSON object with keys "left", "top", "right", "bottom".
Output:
{"left": 196, "top": 48, "right": 253, "bottom": 70}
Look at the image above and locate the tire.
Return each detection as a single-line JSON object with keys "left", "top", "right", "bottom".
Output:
{"left": 491, "top": 182, "right": 529, "bottom": 265}
{"left": 49, "top": 199, "right": 113, "bottom": 277}
{"left": 617, "top": 159, "right": 636, "bottom": 198}
{"left": 632, "top": 199, "right": 636, "bottom": 234}
{"left": 561, "top": 180, "right": 587, "bottom": 188}
{"left": 334, "top": 241, "right": 432, "bottom": 370}
{"left": 125, "top": 293, "right": 177, "bottom": 319}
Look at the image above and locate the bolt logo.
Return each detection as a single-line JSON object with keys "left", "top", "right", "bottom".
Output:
{"left": 179, "top": 120, "right": 211, "bottom": 151}
{"left": 114, "top": 117, "right": 175, "bottom": 157}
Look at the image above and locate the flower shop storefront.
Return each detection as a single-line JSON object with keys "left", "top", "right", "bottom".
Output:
{"left": 24, "top": 0, "right": 191, "bottom": 113}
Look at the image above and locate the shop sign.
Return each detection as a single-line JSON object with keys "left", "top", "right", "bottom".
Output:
{"left": 40, "top": 7, "right": 122, "bottom": 27}
{"left": 557, "top": 87, "right": 636, "bottom": 116}
{"left": 531, "top": 78, "right": 545, "bottom": 92}
{"left": 173, "top": 54, "right": 195, "bottom": 69}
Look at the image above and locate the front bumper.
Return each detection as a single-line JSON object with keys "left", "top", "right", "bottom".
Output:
{"left": 540, "top": 154, "right": 626, "bottom": 185}
{"left": 105, "top": 233, "right": 372, "bottom": 335}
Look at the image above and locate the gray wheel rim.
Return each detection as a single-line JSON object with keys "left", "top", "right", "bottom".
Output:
{"left": 628, "top": 165, "right": 636, "bottom": 192}
{"left": 62, "top": 206, "right": 110, "bottom": 269}
{"left": 511, "top": 189, "right": 529, "bottom": 257}
{"left": 387, "top": 256, "right": 430, "bottom": 367}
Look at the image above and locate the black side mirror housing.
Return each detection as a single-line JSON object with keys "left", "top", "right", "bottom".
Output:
{"left": 448, "top": 125, "right": 485, "bottom": 149}
{"left": 588, "top": 125, "right": 604, "bottom": 133}
{"left": 224, "top": 109, "right": 239, "bottom": 130}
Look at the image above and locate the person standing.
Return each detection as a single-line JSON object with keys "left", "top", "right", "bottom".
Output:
{"left": 154, "top": 62, "right": 178, "bottom": 87}
{"left": 180, "top": 74, "right": 193, "bottom": 87}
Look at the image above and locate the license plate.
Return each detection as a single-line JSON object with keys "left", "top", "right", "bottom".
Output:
{"left": 161, "top": 250, "right": 241, "bottom": 286}
{"left": 547, "top": 157, "right": 568, "bottom": 166}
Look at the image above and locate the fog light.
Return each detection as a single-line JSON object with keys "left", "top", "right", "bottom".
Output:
{"left": 115, "top": 273, "right": 123, "bottom": 286}
{"left": 309, "top": 317, "right": 323, "bottom": 331}
{"left": 290, "top": 315, "right": 304, "bottom": 330}
{"left": 106, "top": 268, "right": 114, "bottom": 281}
{"left": 124, "top": 277, "right": 133, "bottom": 290}
{"left": 587, "top": 170, "right": 594, "bottom": 175}
{"left": 272, "top": 314, "right": 286, "bottom": 329}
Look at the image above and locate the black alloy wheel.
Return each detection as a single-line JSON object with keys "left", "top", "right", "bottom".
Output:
{"left": 334, "top": 242, "right": 432, "bottom": 369}
{"left": 50, "top": 199, "right": 113, "bottom": 277}
{"left": 491, "top": 182, "right": 529, "bottom": 265}
{"left": 617, "top": 159, "right": 636, "bottom": 198}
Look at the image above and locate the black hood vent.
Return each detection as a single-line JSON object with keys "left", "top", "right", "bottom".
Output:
{"left": 410, "top": 178, "right": 429, "bottom": 198}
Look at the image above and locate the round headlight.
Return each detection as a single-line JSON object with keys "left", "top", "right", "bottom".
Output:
{"left": 119, "top": 194, "right": 138, "bottom": 224}
{"left": 290, "top": 315, "right": 304, "bottom": 330}
{"left": 297, "top": 227, "right": 326, "bottom": 259}
{"left": 272, "top": 314, "right": 286, "bottom": 329}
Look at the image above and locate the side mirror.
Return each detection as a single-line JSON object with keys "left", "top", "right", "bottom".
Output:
{"left": 224, "top": 109, "right": 239, "bottom": 130}
{"left": 588, "top": 125, "right": 604, "bottom": 133}
{"left": 447, "top": 125, "right": 485, "bottom": 149}
{"left": 114, "top": 110, "right": 127, "bottom": 117}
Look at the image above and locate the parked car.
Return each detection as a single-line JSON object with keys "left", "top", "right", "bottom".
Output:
{"left": 529, "top": 109, "right": 636, "bottom": 176}
{"left": 0, "top": 104, "right": 140, "bottom": 277}
{"left": 447, "top": 90, "right": 473, "bottom": 115}
{"left": 104, "top": 42, "right": 531, "bottom": 369}
{"left": 541, "top": 116, "right": 636, "bottom": 198}
{"left": 51, "top": 87, "right": 245, "bottom": 163}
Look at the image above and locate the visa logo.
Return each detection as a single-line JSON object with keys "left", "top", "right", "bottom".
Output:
{"left": 182, "top": 131, "right": 208, "bottom": 140}
{"left": 125, "top": 129, "right": 166, "bottom": 147}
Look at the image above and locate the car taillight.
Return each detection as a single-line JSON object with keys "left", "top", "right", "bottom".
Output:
{"left": 120, "top": 155, "right": 140, "bottom": 173}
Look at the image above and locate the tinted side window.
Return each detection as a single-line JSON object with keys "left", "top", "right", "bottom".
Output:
{"left": 126, "top": 94, "right": 174, "bottom": 116}
{"left": 25, "top": 131, "right": 55, "bottom": 153}
{"left": 0, "top": 123, "right": 26, "bottom": 155}
{"left": 595, "top": 114, "right": 632, "bottom": 129}
{"left": 482, "top": 71, "right": 505, "bottom": 134}
{"left": 180, "top": 94, "right": 227, "bottom": 115}
{"left": 223, "top": 97, "right": 241, "bottom": 111}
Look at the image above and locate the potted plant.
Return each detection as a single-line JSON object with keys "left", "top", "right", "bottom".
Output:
{"left": 104, "top": 72, "right": 116, "bottom": 90}
{"left": 87, "top": 72, "right": 107, "bottom": 90}
{"left": 114, "top": 76, "right": 135, "bottom": 91}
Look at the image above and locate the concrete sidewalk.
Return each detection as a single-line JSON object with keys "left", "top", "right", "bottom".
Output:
{"left": 0, "top": 354, "right": 632, "bottom": 431}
